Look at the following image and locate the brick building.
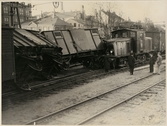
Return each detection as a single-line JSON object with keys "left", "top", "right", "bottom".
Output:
{"left": 1, "top": 2, "right": 32, "bottom": 27}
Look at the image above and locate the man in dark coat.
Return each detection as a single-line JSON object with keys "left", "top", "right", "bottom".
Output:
{"left": 104, "top": 53, "right": 110, "bottom": 72}
{"left": 149, "top": 53, "right": 154, "bottom": 73}
{"left": 128, "top": 52, "right": 135, "bottom": 75}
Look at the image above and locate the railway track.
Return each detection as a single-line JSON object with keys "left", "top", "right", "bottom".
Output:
{"left": 2, "top": 66, "right": 128, "bottom": 111}
{"left": 3, "top": 58, "right": 153, "bottom": 94}
{"left": 25, "top": 69, "right": 165, "bottom": 125}
{"left": 2, "top": 61, "right": 165, "bottom": 111}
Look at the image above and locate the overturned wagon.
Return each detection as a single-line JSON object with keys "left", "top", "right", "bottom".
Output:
{"left": 42, "top": 28, "right": 105, "bottom": 69}
{"left": 2, "top": 27, "right": 63, "bottom": 90}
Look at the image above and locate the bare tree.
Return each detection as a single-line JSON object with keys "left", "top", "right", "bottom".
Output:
{"left": 143, "top": 18, "right": 159, "bottom": 31}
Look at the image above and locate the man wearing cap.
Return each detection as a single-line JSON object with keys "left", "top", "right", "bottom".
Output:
{"left": 128, "top": 51, "right": 135, "bottom": 75}
{"left": 149, "top": 53, "right": 155, "bottom": 73}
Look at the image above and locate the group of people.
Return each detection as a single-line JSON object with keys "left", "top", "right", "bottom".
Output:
{"left": 104, "top": 50, "right": 162, "bottom": 75}
{"left": 128, "top": 51, "right": 162, "bottom": 75}
{"left": 149, "top": 51, "right": 162, "bottom": 75}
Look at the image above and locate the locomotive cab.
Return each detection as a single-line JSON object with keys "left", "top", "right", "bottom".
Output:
{"left": 111, "top": 28, "right": 153, "bottom": 63}
{"left": 104, "top": 38, "right": 131, "bottom": 68}
{"left": 104, "top": 28, "right": 154, "bottom": 68}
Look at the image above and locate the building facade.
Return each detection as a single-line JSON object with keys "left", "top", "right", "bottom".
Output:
{"left": 67, "top": 19, "right": 85, "bottom": 29}
{"left": 21, "top": 16, "right": 73, "bottom": 31}
{"left": 1, "top": 2, "right": 32, "bottom": 27}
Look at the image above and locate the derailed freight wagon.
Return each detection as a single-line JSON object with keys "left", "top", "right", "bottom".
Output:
{"left": 145, "top": 31, "right": 166, "bottom": 54}
{"left": 2, "top": 27, "right": 63, "bottom": 91}
{"left": 103, "top": 28, "right": 153, "bottom": 68}
{"left": 42, "top": 28, "right": 105, "bottom": 69}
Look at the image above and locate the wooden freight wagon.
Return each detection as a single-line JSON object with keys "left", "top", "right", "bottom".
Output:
{"left": 146, "top": 31, "right": 166, "bottom": 53}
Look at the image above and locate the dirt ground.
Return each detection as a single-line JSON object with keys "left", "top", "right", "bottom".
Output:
{"left": 2, "top": 63, "right": 166, "bottom": 125}
{"left": 85, "top": 80, "right": 166, "bottom": 125}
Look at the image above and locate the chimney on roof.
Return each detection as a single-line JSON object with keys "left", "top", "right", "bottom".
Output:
{"left": 95, "top": 9, "right": 98, "bottom": 20}
{"left": 61, "top": 2, "right": 64, "bottom": 13}
{"left": 81, "top": 5, "right": 85, "bottom": 20}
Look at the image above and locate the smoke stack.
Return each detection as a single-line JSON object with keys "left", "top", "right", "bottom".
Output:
{"left": 82, "top": 5, "right": 85, "bottom": 20}
{"left": 95, "top": 9, "right": 98, "bottom": 19}
{"left": 61, "top": 2, "right": 64, "bottom": 13}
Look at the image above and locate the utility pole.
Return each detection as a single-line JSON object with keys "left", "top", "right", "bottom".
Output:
{"left": 99, "top": 6, "right": 101, "bottom": 28}
{"left": 9, "top": 2, "right": 21, "bottom": 28}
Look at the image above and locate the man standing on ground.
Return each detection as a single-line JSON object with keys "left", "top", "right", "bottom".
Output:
{"left": 128, "top": 51, "right": 135, "bottom": 75}
{"left": 149, "top": 53, "right": 154, "bottom": 73}
{"left": 104, "top": 53, "right": 111, "bottom": 72}
{"left": 156, "top": 51, "right": 162, "bottom": 75}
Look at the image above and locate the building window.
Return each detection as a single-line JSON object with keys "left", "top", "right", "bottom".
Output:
{"left": 122, "top": 32, "right": 127, "bottom": 38}
{"left": 43, "top": 27, "right": 47, "bottom": 31}
{"left": 19, "top": 8, "right": 23, "bottom": 15}
{"left": 74, "top": 23, "right": 76, "bottom": 27}
{"left": 78, "top": 24, "right": 80, "bottom": 27}
{"left": 15, "top": 18, "right": 18, "bottom": 22}
{"left": 130, "top": 32, "right": 136, "bottom": 37}
{"left": 4, "top": 7, "right": 8, "bottom": 13}
{"left": 15, "top": 9, "right": 17, "bottom": 14}
{"left": 20, "top": 18, "right": 24, "bottom": 22}
{"left": 4, "top": 17, "right": 9, "bottom": 22}
{"left": 26, "top": 10, "right": 29, "bottom": 16}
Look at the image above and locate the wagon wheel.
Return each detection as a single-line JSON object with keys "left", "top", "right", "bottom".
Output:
{"left": 112, "top": 59, "right": 116, "bottom": 69}
{"left": 136, "top": 55, "right": 142, "bottom": 63}
{"left": 82, "top": 60, "right": 91, "bottom": 68}
{"left": 15, "top": 81, "right": 31, "bottom": 91}
{"left": 15, "top": 73, "right": 31, "bottom": 91}
{"left": 63, "top": 62, "right": 70, "bottom": 70}
{"left": 98, "top": 56, "right": 105, "bottom": 68}
{"left": 93, "top": 56, "right": 102, "bottom": 69}
{"left": 142, "top": 54, "right": 147, "bottom": 63}
{"left": 124, "top": 60, "right": 128, "bottom": 67}
{"left": 41, "top": 72, "right": 53, "bottom": 80}
{"left": 27, "top": 60, "right": 43, "bottom": 72}
{"left": 15, "top": 70, "right": 34, "bottom": 91}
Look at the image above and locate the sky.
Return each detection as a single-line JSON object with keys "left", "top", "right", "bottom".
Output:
{"left": 2, "top": 0, "right": 167, "bottom": 24}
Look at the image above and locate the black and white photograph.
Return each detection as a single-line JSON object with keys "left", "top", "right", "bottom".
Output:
{"left": 1, "top": 0, "right": 166, "bottom": 125}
